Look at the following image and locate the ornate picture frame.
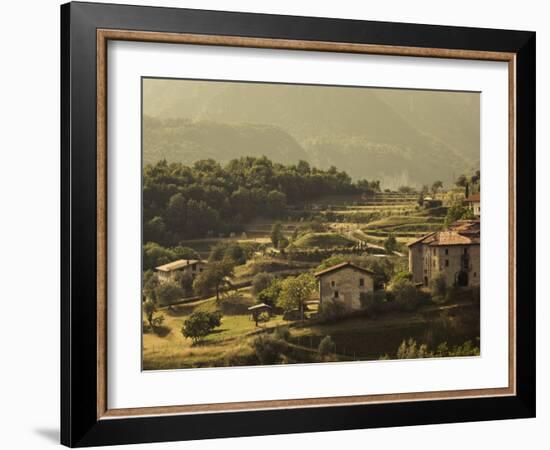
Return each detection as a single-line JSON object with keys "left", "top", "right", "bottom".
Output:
{"left": 61, "top": 2, "right": 535, "bottom": 447}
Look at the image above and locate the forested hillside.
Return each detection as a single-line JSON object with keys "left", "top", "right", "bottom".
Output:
{"left": 143, "top": 79, "right": 480, "bottom": 187}
{"left": 143, "top": 156, "right": 374, "bottom": 245}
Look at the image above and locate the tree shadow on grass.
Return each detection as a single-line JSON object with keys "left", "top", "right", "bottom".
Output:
{"left": 164, "top": 304, "right": 195, "bottom": 317}
{"left": 153, "top": 325, "right": 171, "bottom": 337}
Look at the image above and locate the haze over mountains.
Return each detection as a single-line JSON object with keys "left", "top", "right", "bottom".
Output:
{"left": 143, "top": 79, "right": 480, "bottom": 188}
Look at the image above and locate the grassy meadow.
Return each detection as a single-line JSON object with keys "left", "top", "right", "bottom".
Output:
{"left": 143, "top": 189, "right": 480, "bottom": 370}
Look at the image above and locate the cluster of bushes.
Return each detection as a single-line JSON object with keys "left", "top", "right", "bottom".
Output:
{"left": 224, "top": 327, "right": 338, "bottom": 366}
{"left": 379, "top": 338, "right": 480, "bottom": 360}
{"left": 429, "top": 273, "right": 480, "bottom": 305}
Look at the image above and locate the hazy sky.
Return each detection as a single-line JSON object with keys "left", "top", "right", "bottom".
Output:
{"left": 142, "top": 78, "right": 479, "bottom": 187}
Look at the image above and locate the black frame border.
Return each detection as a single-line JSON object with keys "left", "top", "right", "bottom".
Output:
{"left": 61, "top": 2, "right": 536, "bottom": 447}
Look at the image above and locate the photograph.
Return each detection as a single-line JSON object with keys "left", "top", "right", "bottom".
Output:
{"left": 141, "top": 78, "right": 482, "bottom": 370}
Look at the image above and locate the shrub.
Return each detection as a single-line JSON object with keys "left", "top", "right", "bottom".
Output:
{"left": 318, "top": 298, "right": 346, "bottom": 321}
{"left": 250, "top": 334, "right": 288, "bottom": 365}
{"left": 397, "top": 339, "right": 429, "bottom": 359}
{"left": 318, "top": 335, "right": 336, "bottom": 357}
{"left": 431, "top": 273, "right": 447, "bottom": 300}
{"left": 251, "top": 272, "right": 274, "bottom": 296}
{"left": 359, "top": 290, "right": 386, "bottom": 317}
{"left": 391, "top": 271, "right": 413, "bottom": 284}
{"left": 274, "top": 326, "right": 291, "bottom": 341}
{"left": 155, "top": 281, "right": 184, "bottom": 306}
{"left": 391, "top": 279, "right": 426, "bottom": 312}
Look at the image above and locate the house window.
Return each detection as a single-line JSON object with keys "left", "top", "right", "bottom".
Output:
{"left": 334, "top": 290, "right": 339, "bottom": 298}
{"left": 445, "top": 259, "right": 449, "bottom": 267}
{"left": 359, "top": 278, "right": 364, "bottom": 287}
{"left": 464, "top": 247, "right": 468, "bottom": 255}
{"left": 331, "top": 280, "right": 335, "bottom": 287}
{"left": 474, "top": 272, "right": 477, "bottom": 277}
{"left": 445, "top": 248, "right": 449, "bottom": 255}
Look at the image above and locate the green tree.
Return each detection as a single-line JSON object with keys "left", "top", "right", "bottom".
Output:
{"left": 164, "top": 193, "right": 188, "bottom": 233}
{"left": 155, "top": 281, "right": 184, "bottom": 306}
{"left": 270, "top": 222, "right": 283, "bottom": 249}
{"left": 209, "top": 242, "right": 247, "bottom": 265}
{"left": 143, "top": 300, "right": 157, "bottom": 330}
{"left": 181, "top": 311, "right": 222, "bottom": 344}
{"left": 266, "top": 190, "right": 287, "bottom": 218}
{"left": 143, "top": 242, "right": 176, "bottom": 271}
{"left": 193, "top": 260, "right": 235, "bottom": 301}
{"left": 276, "top": 273, "right": 317, "bottom": 318}
{"left": 397, "top": 186, "right": 415, "bottom": 194}
{"left": 251, "top": 272, "right": 274, "bottom": 297}
{"left": 172, "top": 246, "right": 199, "bottom": 260}
{"left": 383, "top": 234, "right": 398, "bottom": 254}
{"left": 444, "top": 201, "right": 475, "bottom": 226}
{"left": 455, "top": 174, "right": 470, "bottom": 197}
{"left": 173, "top": 271, "right": 194, "bottom": 295}
{"left": 257, "top": 278, "right": 283, "bottom": 305}
{"left": 142, "top": 270, "right": 159, "bottom": 302}
{"left": 431, "top": 180, "right": 443, "bottom": 195}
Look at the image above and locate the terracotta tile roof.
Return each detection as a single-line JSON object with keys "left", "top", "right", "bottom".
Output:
{"left": 407, "top": 220, "right": 480, "bottom": 247}
{"left": 155, "top": 259, "right": 204, "bottom": 272}
{"left": 314, "top": 261, "right": 375, "bottom": 278}
{"left": 465, "top": 193, "right": 480, "bottom": 202}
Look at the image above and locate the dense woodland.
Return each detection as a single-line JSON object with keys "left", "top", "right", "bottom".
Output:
{"left": 143, "top": 156, "right": 380, "bottom": 246}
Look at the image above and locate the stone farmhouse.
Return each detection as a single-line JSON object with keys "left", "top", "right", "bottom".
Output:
{"left": 314, "top": 262, "right": 375, "bottom": 310}
{"left": 464, "top": 192, "right": 481, "bottom": 217}
{"left": 407, "top": 220, "right": 480, "bottom": 288}
{"left": 155, "top": 259, "right": 207, "bottom": 283}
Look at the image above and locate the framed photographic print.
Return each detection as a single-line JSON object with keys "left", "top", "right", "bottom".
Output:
{"left": 61, "top": 2, "right": 536, "bottom": 447}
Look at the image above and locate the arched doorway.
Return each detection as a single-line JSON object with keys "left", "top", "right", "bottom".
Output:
{"left": 457, "top": 271, "right": 469, "bottom": 287}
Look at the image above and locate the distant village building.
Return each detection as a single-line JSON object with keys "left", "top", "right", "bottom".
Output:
{"left": 155, "top": 259, "right": 207, "bottom": 283}
{"left": 407, "top": 220, "right": 480, "bottom": 288}
{"left": 464, "top": 193, "right": 481, "bottom": 217}
{"left": 314, "top": 262, "right": 375, "bottom": 310}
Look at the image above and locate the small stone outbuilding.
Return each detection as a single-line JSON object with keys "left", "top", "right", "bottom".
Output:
{"left": 314, "top": 262, "right": 375, "bottom": 310}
